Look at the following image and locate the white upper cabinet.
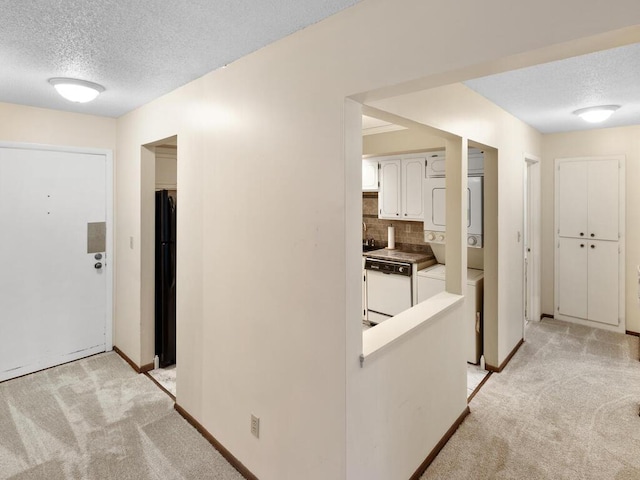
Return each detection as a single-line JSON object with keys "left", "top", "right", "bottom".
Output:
{"left": 362, "top": 159, "right": 379, "bottom": 192}
{"left": 378, "top": 159, "right": 401, "bottom": 218}
{"left": 377, "top": 153, "right": 426, "bottom": 220}
{"left": 557, "top": 158, "right": 619, "bottom": 240}
{"left": 401, "top": 156, "right": 426, "bottom": 220}
{"left": 425, "top": 148, "right": 484, "bottom": 177}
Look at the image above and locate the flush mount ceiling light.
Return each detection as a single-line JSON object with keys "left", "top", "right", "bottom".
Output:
{"left": 573, "top": 105, "right": 620, "bottom": 123}
{"left": 48, "top": 78, "right": 105, "bottom": 103}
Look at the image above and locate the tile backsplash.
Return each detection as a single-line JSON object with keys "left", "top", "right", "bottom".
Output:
{"left": 362, "top": 193, "right": 431, "bottom": 253}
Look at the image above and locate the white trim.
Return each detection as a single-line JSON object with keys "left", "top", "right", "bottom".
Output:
{"left": 0, "top": 345, "right": 106, "bottom": 383}
{"left": 0, "top": 141, "right": 114, "bottom": 353}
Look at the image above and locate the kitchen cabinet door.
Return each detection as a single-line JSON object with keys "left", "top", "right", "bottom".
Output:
{"left": 362, "top": 159, "right": 378, "bottom": 192}
{"left": 588, "top": 159, "right": 619, "bottom": 241}
{"left": 557, "top": 237, "right": 588, "bottom": 320}
{"left": 587, "top": 240, "right": 619, "bottom": 325}
{"left": 402, "top": 156, "right": 425, "bottom": 220}
{"left": 378, "top": 159, "right": 401, "bottom": 219}
{"left": 557, "top": 161, "right": 588, "bottom": 239}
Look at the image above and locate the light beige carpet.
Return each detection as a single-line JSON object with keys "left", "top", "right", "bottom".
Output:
{"left": 0, "top": 352, "right": 244, "bottom": 480}
{"left": 422, "top": 319, "right": 640, "bottom": 480}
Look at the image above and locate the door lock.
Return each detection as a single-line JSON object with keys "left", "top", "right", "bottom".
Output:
{"left": 94, "top": 262, "right": 103, "bottom": 269}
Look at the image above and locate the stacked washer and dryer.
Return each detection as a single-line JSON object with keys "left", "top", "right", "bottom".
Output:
{"left": 420, "top": 148, "right": 485, "bottom": 364}
{"left": 423, "top": 149, "right": 485, "bottom": 247}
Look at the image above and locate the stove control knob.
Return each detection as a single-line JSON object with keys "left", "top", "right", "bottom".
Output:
{"left": 426, "top": 232, "right": 435, "bottom": 241}
{"left": 437, "top": 234, "right": 444, "bottom": 242}
{"left": 468, "top": 236, "right": 477, "bottom": 246}
{"left": 398, "top": 267, "right": 405, "bottom": 273}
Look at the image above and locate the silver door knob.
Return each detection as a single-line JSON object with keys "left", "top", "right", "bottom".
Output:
{"left": 94, "top": 262, "right": 103, "bottom": 269}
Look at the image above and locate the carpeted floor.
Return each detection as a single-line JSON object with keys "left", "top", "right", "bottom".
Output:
{"left": 148, "top": 365, "right": 177, "bottom": 397}
{"left": 0, "top": 352, "right": 243, "bottom": 480}
{"left": 4, "top": 320, "right": 640, "bottom": 479}
{"left": 421, "top": 318, "right": 640, "bottom": 480}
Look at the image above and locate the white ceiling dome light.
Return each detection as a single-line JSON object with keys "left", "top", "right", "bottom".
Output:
{"left": 48, "top": 78, "right": 105, "bottom": 103}
{"left": 573, "top": 105, "right": 620, "bottom": 123}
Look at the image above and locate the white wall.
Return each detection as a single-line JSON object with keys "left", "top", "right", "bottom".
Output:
{"left": 0, "top": 102, "right": 116, "bottom": 149}
{"left": 541, "top": 126, "right": 640, "bottom": 333}
{"left": 348, "top": 302, "right": 467, "bottom": 480}
{"left": 112, "top": 1, "right": 640, "bottom": 478}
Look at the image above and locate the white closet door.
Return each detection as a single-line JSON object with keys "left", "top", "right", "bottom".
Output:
{"left": 362, "top": 159, "right": 378, "bottom": 192}
{"left": 555, "top": 156, "right": 624, "bottom": 330}
{"left": 557, "top": 161, "right": 588, "bottom": 238}
{"left": 588, "top": 159, "right": 619, "bottom": 241}
{"left": 587, "top": 240, "right": 619, "bottom": 325}
{"left": 557, "top": 237, "right": 588, "bottom": 319}
{"left": 0, "top": 146, "right": 108, "bottom": 381}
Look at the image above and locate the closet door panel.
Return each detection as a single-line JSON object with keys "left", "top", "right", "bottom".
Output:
{"left": 557, "top": 237, "right": 588, "bottom": 319}
{"left": 402, "top": 156, "right": 425, "bottom": 220}
{"left": 587, "top": 240, "right": 619, "bottom": 325}
{"left": 557, "top": 161, "right": 588, "bottom": 238}
{"left": 588, "top": 160, "right": 619, "bottom": 241}
{"left": 378, "top": 159, "right": 401, "bottom": 219}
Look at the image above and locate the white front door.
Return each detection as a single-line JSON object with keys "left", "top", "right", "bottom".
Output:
{"left": 0, "top": 144, "right": 111, "bottom": 381}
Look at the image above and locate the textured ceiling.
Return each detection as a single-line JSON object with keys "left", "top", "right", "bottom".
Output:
{"left": 464, "top": 42, "right": 640, "bottom": 134}
{"left": 0, "top": 0, "right": 360, "bottom": 117}
{"left": 4, "top": 2, "right": 639, "bottom": 131}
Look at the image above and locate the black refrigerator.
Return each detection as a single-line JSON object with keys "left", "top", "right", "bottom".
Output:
{"left": 155, "top": 190, "right": 176, "bottom": 367}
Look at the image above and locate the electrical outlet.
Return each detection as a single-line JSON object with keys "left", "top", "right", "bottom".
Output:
{"left": 251, "top": 414, "right": 260, "bottom": 438}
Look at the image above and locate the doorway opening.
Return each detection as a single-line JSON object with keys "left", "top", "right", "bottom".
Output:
{"left": 356, "top": 107, "right": 499, "bottom": 395}
{"left": 141, "top": 135, "right": 178, "bottom": 398}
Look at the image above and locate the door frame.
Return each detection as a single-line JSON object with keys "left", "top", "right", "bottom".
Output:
{"left": 140, "top": 136, "right": 178, "bottom": 369}
{"left": 0, "top": 141, "right": 114, "bottom": 350}
{"left": 523, "top": 154, "right": 541, "bottom": 332}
